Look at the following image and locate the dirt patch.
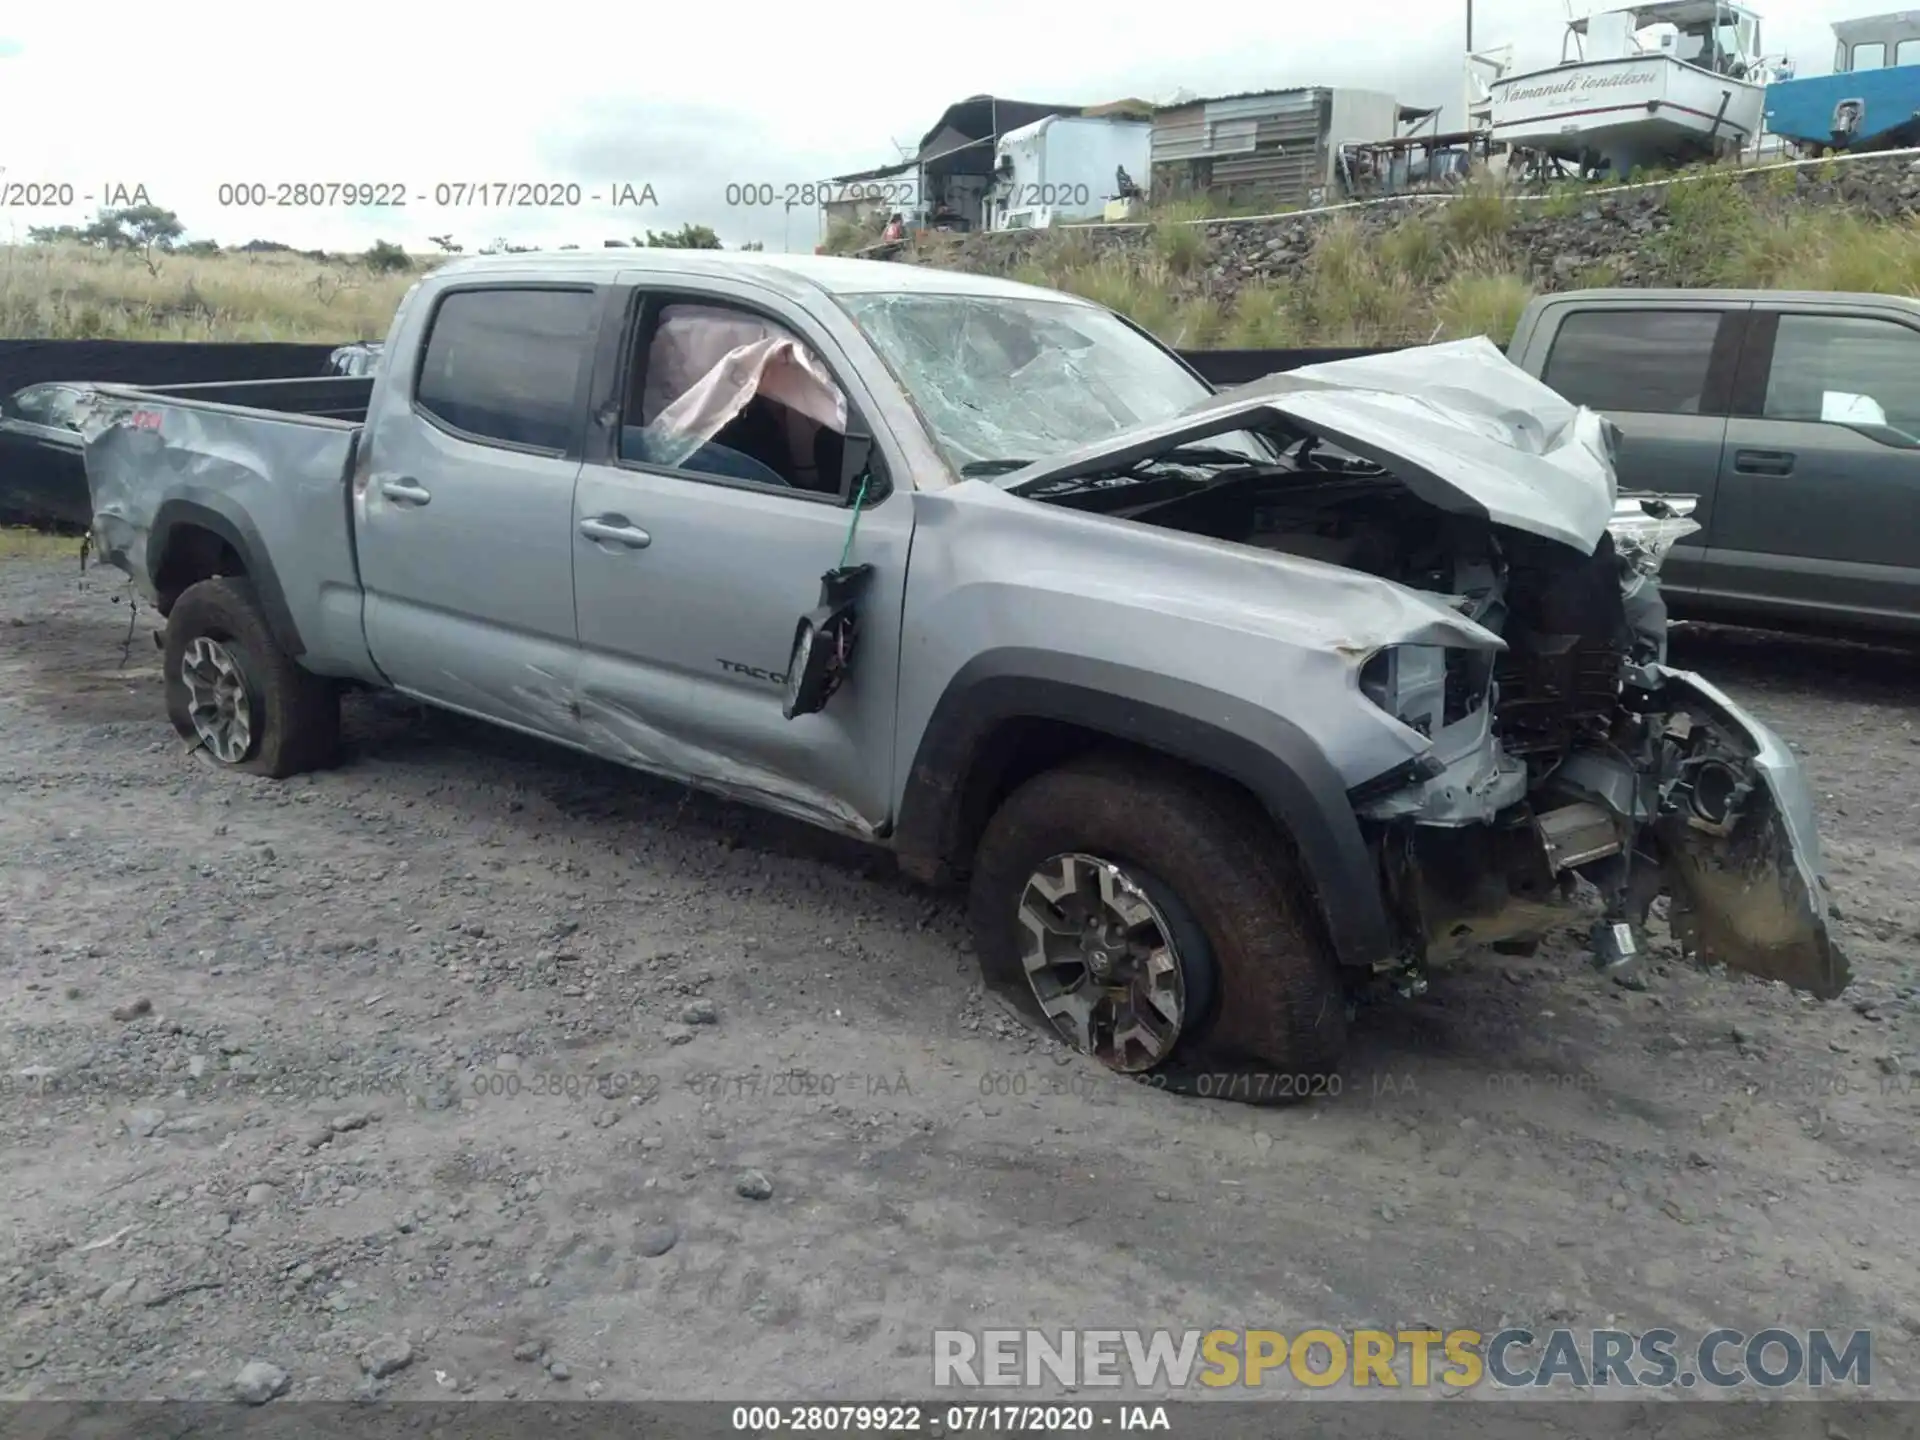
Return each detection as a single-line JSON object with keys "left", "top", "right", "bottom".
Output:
{"left": 2, "top": 556, "right": 1918, "bottom": 1402}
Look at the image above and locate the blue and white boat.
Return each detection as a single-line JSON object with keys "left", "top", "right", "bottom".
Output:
{"left": 1764, "top": 12, "right": 1920, "bottom": 154}
{"left": 1487, "top": 2, "right": 1773, "bottom": 176}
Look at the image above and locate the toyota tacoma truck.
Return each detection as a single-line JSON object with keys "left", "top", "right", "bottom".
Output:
{"left": 79, "top": 251, "right": 1850, "bottom": 1096}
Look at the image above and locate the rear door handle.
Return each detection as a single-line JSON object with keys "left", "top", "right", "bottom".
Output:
{"left": 579, "top": 516, "right": 652, "bottom": 549}
{"left": 1732, "top": 449, "right": 1795, "bottom": 475}
{"left": 381, "top": 479, "right": 433, "bottom": 505}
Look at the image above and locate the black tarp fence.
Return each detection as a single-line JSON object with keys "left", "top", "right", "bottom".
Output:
{"left": 0, "top": 340, "right": 346, "bottom": 400}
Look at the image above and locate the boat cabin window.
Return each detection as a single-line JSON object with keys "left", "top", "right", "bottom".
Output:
{"left": 1901, "top": 38, "right": 1920, "bottom": 65}
{"left": 1851, "top": 41, "right": 1887, "bottom": 70}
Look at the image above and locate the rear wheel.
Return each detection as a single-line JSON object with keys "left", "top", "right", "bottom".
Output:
{"left": 967, "top": 753, "right": 1347, "bottom": 1101}
{"left": 163, "top": 577, "right": 339, "bottom": 778}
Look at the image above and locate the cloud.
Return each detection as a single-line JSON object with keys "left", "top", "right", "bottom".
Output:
{"left": 0, "top": 0, "right": 1863, "bottom": 255}
{"left": 528, "top": 96, "right": 859, "bottom": 252}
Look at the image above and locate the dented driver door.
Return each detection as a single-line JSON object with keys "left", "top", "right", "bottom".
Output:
{"left": 565, "top": 274, "right": 915, "bottom": 837}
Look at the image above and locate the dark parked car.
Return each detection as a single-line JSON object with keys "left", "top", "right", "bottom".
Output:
{"left": 0, "top": 382, "right": 92, "bottom": 527}
{"left": 1507, "top": 289, "right": 1920, "bottom": 641}
{"left": 326, "top": 341, "right": 384, "bottom": 376}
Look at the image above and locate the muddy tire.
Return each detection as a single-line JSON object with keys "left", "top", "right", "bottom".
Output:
{"left": 163, "top": 577, "right": 339, "bottom": 778}
{"left": 967, "top": 752, "right": 1347, "bottom": 1102}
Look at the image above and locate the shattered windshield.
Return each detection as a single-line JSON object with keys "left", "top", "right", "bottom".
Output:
{"left": 837, "top": 292, "right": 1269, "bottom": 476}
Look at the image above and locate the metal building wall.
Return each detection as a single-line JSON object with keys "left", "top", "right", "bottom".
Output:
{"left": 1149, "top": 89, "right": 1334, "bottom": 208}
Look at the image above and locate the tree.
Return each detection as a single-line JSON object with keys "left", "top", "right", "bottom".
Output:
{"left": 26, "top": 202, "right": 184, "bottom": 258}
{"left": 426, "top": 233, "right": 464, "bottom": 254}
{"left": 738, "top": 240, "right": 765, "bottom": 251}
{"left": 641, "top": 223, "right": 721, "bottom": 249}
{"left": 362, "top": 239, "right": 412, "bottom": 273}
{"left": 116, "top": 203, "right": 185, "bottom": 252}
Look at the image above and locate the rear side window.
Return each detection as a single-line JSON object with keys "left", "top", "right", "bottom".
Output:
{"left": 415, "top": 287, "right": 597, "bottom": 450}
{"left": 1541, "top": 310, "right": 1724, "bottom": 415}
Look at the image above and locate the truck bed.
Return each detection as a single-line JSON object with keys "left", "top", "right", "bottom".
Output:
{"left": 104, "top": 374, "right": 374, "bottom": 423}
{"left": 83, "top": 379, "right": 374, "bottom": 680}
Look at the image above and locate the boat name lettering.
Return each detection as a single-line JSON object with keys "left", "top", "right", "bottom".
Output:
{"left": 1505, "top": 70, "right": 1662, "bottom": 102}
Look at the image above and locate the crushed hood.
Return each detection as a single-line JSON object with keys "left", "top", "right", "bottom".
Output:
{"left": 1001, "top": 336, "right": 1620, "bottom": 554}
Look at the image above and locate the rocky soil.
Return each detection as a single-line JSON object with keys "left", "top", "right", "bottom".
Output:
{"left": 899, "top": 151, "right": 1920, "bottom": 309}
{"left": 3, "top": 549, "right": 1920, "bottom": 1404}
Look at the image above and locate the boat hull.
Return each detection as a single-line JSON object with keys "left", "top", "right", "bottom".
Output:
{"left": 1764, "top": 65, "right": 1920, "bottom": 152}
{"left": 1490, "top": 52, "right": 1766, "bottom": 172}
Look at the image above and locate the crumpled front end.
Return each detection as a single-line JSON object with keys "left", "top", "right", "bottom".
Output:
{"left": 1355, "top": 497, "right": 1848, "bottom": 999}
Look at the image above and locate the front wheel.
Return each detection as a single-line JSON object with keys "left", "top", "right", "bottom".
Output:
{"left": 967, "top": 753, "right": 1347, "bottom": 1100}
{"left": 163, "top": 576, "right": 339, "bottom": 778}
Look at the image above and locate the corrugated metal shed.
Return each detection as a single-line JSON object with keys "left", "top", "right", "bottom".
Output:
{"left": 1152, "top": 89, "right": 1326, "bottom": 163}
{"left": 1151, "top": 87, "right": 1334, "bottom": 206}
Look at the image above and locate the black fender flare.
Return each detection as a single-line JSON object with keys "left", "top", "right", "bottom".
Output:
{"left": 893, "top": 650, "right": 1396, "bottom": 970}
{"left": 148, "top": 492, "right": 306, "bottom": 658}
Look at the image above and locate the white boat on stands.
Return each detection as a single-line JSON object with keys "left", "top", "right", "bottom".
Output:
{"left": 1487, "top": 0, "right": 1770, "bottom": 176}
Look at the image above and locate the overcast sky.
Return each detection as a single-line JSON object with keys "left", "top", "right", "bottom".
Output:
{"left": 0, "top": 0, "right": 1859, "bottom": 255}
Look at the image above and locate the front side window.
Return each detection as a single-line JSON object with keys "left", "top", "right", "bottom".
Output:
{"left": 620, "top": 301, "right": 853, "bottom": 497}
{"left": 1852, "top": 40, "right": 1887, "bottom": 69}
{"left": 839, "top": 291, "right": 1265, "bottom": 475}
{"left": 1541, "top": 309, "right": 1724, "bottom": 415}
{"left": 1763, "top": 313, "right": 1920, "bottom": 438}
{"left": 1899, "top": 37, "right": 1920, "bottom": 65}
{"left": 414, "top": 288, "right": 597, "bottom": 451}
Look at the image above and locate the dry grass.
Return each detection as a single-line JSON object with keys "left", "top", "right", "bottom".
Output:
{"left": 0, "top": 526, "right": 83, "bottom": 561}
{"left": 11, "top": 161, "right": 1920, "bottom": 355}
{"left": 979, "top": 161, "right": 1920, "bottom": 350}
{"left": 0, "top": 243, "right": 423, "bottom": 341}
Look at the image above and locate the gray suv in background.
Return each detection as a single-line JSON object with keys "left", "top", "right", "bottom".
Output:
{"left": 1507, "top": 289, "right": 1920, "bottom": 641}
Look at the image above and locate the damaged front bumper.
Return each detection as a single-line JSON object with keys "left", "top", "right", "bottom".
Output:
{"left": 1641, "top": 666, "right": 1848, "bottom": 998}
{"left": 1369, "top": 659, "right": 1849, "bottom": 1000}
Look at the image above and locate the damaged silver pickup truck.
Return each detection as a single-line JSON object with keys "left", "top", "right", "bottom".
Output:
{"left": 80, "top": 251, "right": 1849, "bottom": 1095}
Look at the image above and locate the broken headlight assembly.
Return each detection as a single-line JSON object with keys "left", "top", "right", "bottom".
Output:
{"left": 1608, "top": 495, "right": 1700, "bottom": 580}
{"left": 1358, "top": 643, "right": 1494, "bottom": 740}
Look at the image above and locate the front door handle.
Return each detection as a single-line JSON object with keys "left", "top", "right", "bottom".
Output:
{"left": 579, "top": 516, "right": 652, "bottom": 549}
{"left": 381, "top": 479, "right": 433, "bottom": 505}
{"left": 1732, "top": 449, "right": 1795, "bottom": 475}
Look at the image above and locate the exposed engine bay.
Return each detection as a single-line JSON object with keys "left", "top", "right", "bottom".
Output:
{"left": 1027, "top": 431, "right": 1850, "bottom": 1001}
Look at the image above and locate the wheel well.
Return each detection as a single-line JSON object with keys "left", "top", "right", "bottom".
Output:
{"left": 939, "top": 719, "right": 1279, "bottom": 881}
{"left": 153, "top": 525, "right": 246, "bottom": 616}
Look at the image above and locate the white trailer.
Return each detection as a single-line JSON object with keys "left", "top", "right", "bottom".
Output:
{"left": 991, "top": 115, "right": 1153, "bottom": 230}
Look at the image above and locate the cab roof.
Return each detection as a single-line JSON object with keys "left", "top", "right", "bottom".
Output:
{"left": 426, "top": 248, "right": 1092, "bottom": 307}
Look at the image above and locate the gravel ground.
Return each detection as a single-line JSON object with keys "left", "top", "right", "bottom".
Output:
{"left": 3, "top": 549, "right": 1919, "bottom": 1404}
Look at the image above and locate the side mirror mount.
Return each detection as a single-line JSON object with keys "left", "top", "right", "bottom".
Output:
{"left": 782, "top": 564, "right": 874, "bottom": 720}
